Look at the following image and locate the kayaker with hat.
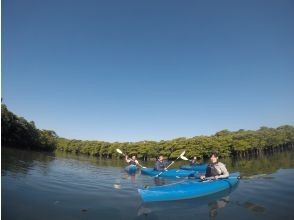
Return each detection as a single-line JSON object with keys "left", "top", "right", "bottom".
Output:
{"left": 200, "top": 152, "right": 229, "bottom": 180}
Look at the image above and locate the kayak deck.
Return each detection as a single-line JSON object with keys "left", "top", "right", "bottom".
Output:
{"left": 141, "top": 168, "right": 196, "bottom": 178}
{"left": 138, "top": 172, "right": 240, "bottom": 202}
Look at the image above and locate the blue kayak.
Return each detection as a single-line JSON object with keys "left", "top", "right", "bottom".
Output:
{"left": 138, "top": 172, "right": 240, "bottom": 202}
{"left": 125, "top": 165, "right": 138, "bottom": 173}
{"left": 180, "top": 163, "right": 207, "bottom": 172}
{"left": 141, "top": 168, "right": 196, "bottom": 178}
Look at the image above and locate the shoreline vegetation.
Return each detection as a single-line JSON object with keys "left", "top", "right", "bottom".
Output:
{"left": 2, "top": 104, "right": 294, "bottom": 160}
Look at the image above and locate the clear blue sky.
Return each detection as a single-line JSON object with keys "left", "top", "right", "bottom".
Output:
{"left": 2, "top": 0, "right": 294, "bottom": 142}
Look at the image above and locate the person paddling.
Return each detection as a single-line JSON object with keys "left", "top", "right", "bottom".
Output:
{"left": 125, "top": 155, "right": 139, "bottom": 166}
{"left": 190, "top": 156, "right": 202, "bottom": 165}
{"left": 200, "top": 152, "right": 229, "bottom": 180}
{"left": 154, "top": 155, "right": 168, "bottom": 171}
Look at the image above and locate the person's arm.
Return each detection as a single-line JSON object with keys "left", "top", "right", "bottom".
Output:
{"left": 217, "top": 163, "right": 229, "bottom": 178}
{"left": 125, "top": 155, "right": 130, "bottom": 163}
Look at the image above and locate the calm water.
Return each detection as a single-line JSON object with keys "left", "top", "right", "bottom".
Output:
{"left": 2, "top": 148, "right": 294, "bottom": 220}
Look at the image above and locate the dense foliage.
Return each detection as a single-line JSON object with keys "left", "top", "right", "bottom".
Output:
{"left": 1, "top": 104, "right": 58, "bottom": 150}
{"left": 56, "top": 126, "right": 294, "bottom": 159}
{"left": 2, "top": 104, "right": 294, "bottom": 158}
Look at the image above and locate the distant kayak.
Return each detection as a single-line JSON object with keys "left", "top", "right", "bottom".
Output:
{"left": 138, "top": 172, "right": 240, "bottom": 202}
{"left": 141, "top": 168, "right": 196, "bottom": 178}
{"left": 180, "top": 163, "right": 207, "bottom": 172}
{"left": 125, "top": 165, "right": 137, "bottom": 173}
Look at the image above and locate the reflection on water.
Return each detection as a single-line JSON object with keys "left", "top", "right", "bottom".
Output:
{"left": 2, "top": 147, "right": 294, "bottom": 220}
{"left": 225, "top": 151, "right": 294, "bottom": 177}
{"left": 136, "top": 182, "right": 269, "bottom": 220}
{"left": 208, "top": 197, "right": 266, "bottom": 220}
{"left": 5, "top": 147, "right": 291, "bottom": 178}
{"left": 2, "top": 147, "right": 54, "bottom": 177}
{"left": 123, "top": 171, "right": 140, "bottom": 184}
{"left": 137, "top": 184, "right": 239, "bottom": 219}
{"left": 208, "top": 196, "right": 230, "bottom": 220}
{"left": 207, "top": 195, "right": 266, "bottom": 220}
{"left": 237, "top": 201, "right": 265, "bottom": 214}
{"left": 153, "top": 177, "right": 166, "bottom": 186}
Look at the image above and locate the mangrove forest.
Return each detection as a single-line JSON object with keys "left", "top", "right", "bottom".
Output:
{"left": 2, "top": 104, "right": 294, "bottom": 159}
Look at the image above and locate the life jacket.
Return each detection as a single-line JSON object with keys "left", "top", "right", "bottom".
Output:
{"left": 206, "top": 162, "right": 223, "bottom": 177}
{"left": 205, "top": 164, "right": 213, "bottom": 177}
{"left": 154, "top": 160, "right": 165, "bottom": 171}
{"left": 129, "top": 159, "right": 137, "bottom": 165}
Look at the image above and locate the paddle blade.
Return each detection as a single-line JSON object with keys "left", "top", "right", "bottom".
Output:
{"left": 180, "top": 155, "right": 189, "bottom": 161}
{"left": 116, "top": 149, "right": 123, "bottom": 154}
{"left": 180, "top": 151, "right": 186, "bottom": 157}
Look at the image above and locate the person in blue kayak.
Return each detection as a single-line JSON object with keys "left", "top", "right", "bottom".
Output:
{"left": 125, "top": 155, "right": 139, "bottom": 166}
{"left": 200, "top": 152, "right": 229, "bottom": 180}
{"left": 190, "top": 156, "right": 202, "bottom": 165}
{"left": 154, "top": 155, "right": 169, "bottom": 171}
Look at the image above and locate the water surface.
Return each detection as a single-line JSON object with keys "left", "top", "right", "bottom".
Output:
{"left": 2, "top": 148, "right": 294, "bottom": 220}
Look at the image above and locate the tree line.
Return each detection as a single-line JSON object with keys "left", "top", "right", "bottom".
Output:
{"left": 2, "top": 104, "right": 294, "bottom": 159}
{"left": 1, "top": 104, "right": 58, "bottom": 151}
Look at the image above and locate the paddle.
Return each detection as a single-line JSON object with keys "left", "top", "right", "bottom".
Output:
{"left": 155, "top": 151, "right": 186, "bottom": 177}
{"left": 116, "top": 149, "right": 146, "bottom": 168}
{"left": 180, "top": 155, "right": 189, "bottom": 161}
{"left": 116, "top": 148, "right": 126, "bottom": 156}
